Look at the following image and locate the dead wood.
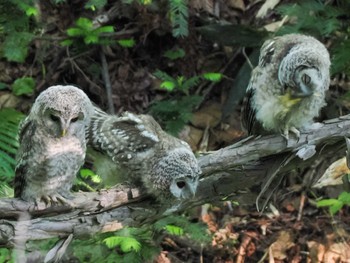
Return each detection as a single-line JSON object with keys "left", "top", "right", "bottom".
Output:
{"left": 1, "top": 114, "right": 350, "bottom": 246}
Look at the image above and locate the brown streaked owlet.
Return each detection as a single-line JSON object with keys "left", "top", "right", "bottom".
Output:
{"left": 88, "top": 107, "right": 201, "bottom": 203}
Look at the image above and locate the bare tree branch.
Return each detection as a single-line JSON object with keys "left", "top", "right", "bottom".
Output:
{"left": 1, "top": 114, "right": 350, "bottom": 246}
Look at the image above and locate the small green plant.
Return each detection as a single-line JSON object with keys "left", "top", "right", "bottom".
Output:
{"left": 102, "top": 227, "right": 160, "bottom": 263}
{"left": 61, "top": 17, "right": 114, "bottom": 46}
{"left": 150, "top": 70, "right": 222, "bottom": 134}
{"left": 317, "top": 191, "right": 350, "bottom": 215}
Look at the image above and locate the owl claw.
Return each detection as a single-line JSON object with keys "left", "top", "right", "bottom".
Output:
{"left": 40, "top": 194, "right": 74, "bottom": 207}
{"left": 281, "top": 127, "right": 300, "bottom": 143}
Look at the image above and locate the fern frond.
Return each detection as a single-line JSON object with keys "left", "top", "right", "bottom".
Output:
{"left": 0, "top": 108, "right": 25, "bottom": 182}
{"left": 168, "top": 0, "right": 189, "bottom": 38}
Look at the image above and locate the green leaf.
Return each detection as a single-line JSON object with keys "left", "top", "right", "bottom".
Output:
{"left": 181, "top": 76, "right": 200, "bottom": 91}
{"left": 117, "top": 39, "right": 136, "bottom": 48}
{"left": 316, "top": 199, "right": 339, "bottom": 207}
{"left": 60, "top": 39, "right": 74, "bottom": 46}
{"left": 80, "top": 168, "right": 101, "bottom": 183}
{"left": 163, "top": 48, "right": 186, "bottom": 60}
{"left": 85, "top": 0, "right": 108, "bottom": 9}
{"left": 0, "top": 108, "right": 25, "bottom": 183}
{"left": 164, "top": 225, "right": 183, "bottom": 236}
{"left": 103, "top": 236, "right": 141, "bottom": 253}
{"left": 12, "top": 77, "right": 35, "bottom": 96}
{"left": 338, "top": 192, "right": 350, "bottom": 204}
{"left": 84, "top": 34, "right": 99, "bottom": 44}
{"left": 202, "top": 72, "right": 223, "bottom": 82}
{"left": 3, "top": 32, "right": 34, "bottom": 62}
{"left": 0, "top": 83, "right": 7, "bottom": 90}
{"left": 160, "top": 81, "right": 176, "bottom": 91}
{"left": 94, "top": 26, "right": 114, "bottom": 34}
{"left": 67, "top": 28, "right": 85, "bottom": 37}
{"left": 25, "top": 6, "right": 38, "bottom": 16}
{"left": 76, "top": 17, "right": 93, "bottom": 30}
{"left": 329, "top": 201, "right": 344, "bottom": 215}
{"left": 153, "top": 70, "right": 176, "bottom": 83}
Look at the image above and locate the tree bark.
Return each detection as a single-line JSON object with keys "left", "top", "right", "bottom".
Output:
{"left": 1, "top": 114, "right": 350, "bottom": 246}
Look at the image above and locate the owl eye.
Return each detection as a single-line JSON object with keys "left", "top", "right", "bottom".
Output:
{"left": 50, "top": 114, "right": 60, "bottom": 122}
{"left": 71, "top": 117, "right": 79, "bottom": 123}
{"left": 302, "top": 74, "right": 311, "bottom": 85}
{"left": 176, "top": 181, "right": 186, "bottom": 189}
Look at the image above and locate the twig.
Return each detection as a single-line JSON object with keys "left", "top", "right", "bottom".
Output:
{"left": 100, "top": 49, "right": 115, "bottom": 114}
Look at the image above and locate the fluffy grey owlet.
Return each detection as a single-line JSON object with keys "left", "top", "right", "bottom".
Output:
{"left": 242, "top": 33, "right": 331, "bottom": 139}
{"left": 88, "top": 107, "right": 201, "bottom": 202}
{"left": 14, "top": 85, "right": 94, "bottom": 205}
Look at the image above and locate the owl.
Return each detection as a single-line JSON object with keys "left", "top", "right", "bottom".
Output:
{"left": 242, "top": 34, "right": 331, "bottom": 139}
{"left": 14, "top": 85, "right": 94, "bottom": 205}
{"left": 87, "top": 107, "right": 201, "bottom": 202}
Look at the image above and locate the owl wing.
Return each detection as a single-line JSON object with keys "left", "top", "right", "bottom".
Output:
{"left": 241, "top": 38, "right": 277, "bottom": 136}
{"left": 241, "top": 86, "right": 256, "bottom": 135}
{"left": 89, "top": 109, "right": 159, "bottom": 164}
{"left": 14, "top": 117, "right": 36, "bottom": 197}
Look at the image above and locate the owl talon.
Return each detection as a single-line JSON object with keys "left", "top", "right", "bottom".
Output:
{"left": 40, "top": 194, "right": 74, "bottom": 207}
{"left": 281, "top": 127, "right": 300, "bottom": 143}
{"left": 289, "top": 127, "right": 300, "bottom": 141}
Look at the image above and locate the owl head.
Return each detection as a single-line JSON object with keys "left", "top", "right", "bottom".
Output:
{"left": 153, "top": 145, "right": 201, "bottom": 200}
{"left": 278, "top": 40, "right": 330, "bottom": 99}
{"left": 31, "top": 85, "right": 94, "bottom": 138}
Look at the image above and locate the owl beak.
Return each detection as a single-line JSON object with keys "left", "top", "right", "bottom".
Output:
{"left": 292, "top": 82, "right": 313, "bottom": 98}
{"left": 61, "top": 119, "right": 70, "bottom": 137}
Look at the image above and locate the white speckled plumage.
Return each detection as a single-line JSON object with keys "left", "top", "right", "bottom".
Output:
{"left": 242, "top": 34, "right": 331, "bottom": 138}
{"left": 88, "top": 107, "right": 201, "bottom": 202}
{"left": 14, "top": 85, "right": 94, "bottom": 204}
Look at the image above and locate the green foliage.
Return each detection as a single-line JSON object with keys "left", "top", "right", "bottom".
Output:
{"left": 202, "top": 72, "right": 223, "bottom": 82}
{"left": 3, "top": 32, "right": 34, "bottom": 62}
{"left": 104, "top": 236, "right": 141, "bottom": 252}
{"left": 332, "top": 38, "right": 350, "bottom": 75}
{"left": 73, "top": 168, "right": 101, "bottom": 192}
{"left": 117, "top": 38, "right": 136, "bottom": 48}
{"left": 11, "top": 77, "right": 35, "bottom": 96}
{"left": 150, "top": 95, "right": 202, "bottom": 134}
{"left": 168, "top": 0, "right": 189, "bottom": 38}
{"left": 80, "top": 168, "right": 101, "bottom": 184}
{"left": 0, "top": 183, "right": 14, "bottom": 198}
{"left": 0, "top": 248, "right": 12, "bottom": 263}
{"left": 151, "top": 70, "right": 222, "bottom": 134}
{"left": 154, "top": 215, "right": 211, "bottom": 243}
{"left": 0, "top": 108, "right": 25, "bottom": 184}
{"left": 163, "top": 48, "right": 186, "bottom": 60}
{"left": 0, "top": 0, "right": 37, "bottom": 62}
{"left": 164, "top": 224, "right": 184, "bottom": 236}
{"left": 85, "top": 0, "right": 108, "bottom": 10}
{"left": 101, "top": 227, "right": 160, "bottom": 263}
{"left": 276, "top": 0, "right": 344, "bottom": 37}
{"left": 317, "top": 191, "right": 350, "bottom": 215}
{"left": 62, "top": 17, "right": 114, "bottom": 46}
